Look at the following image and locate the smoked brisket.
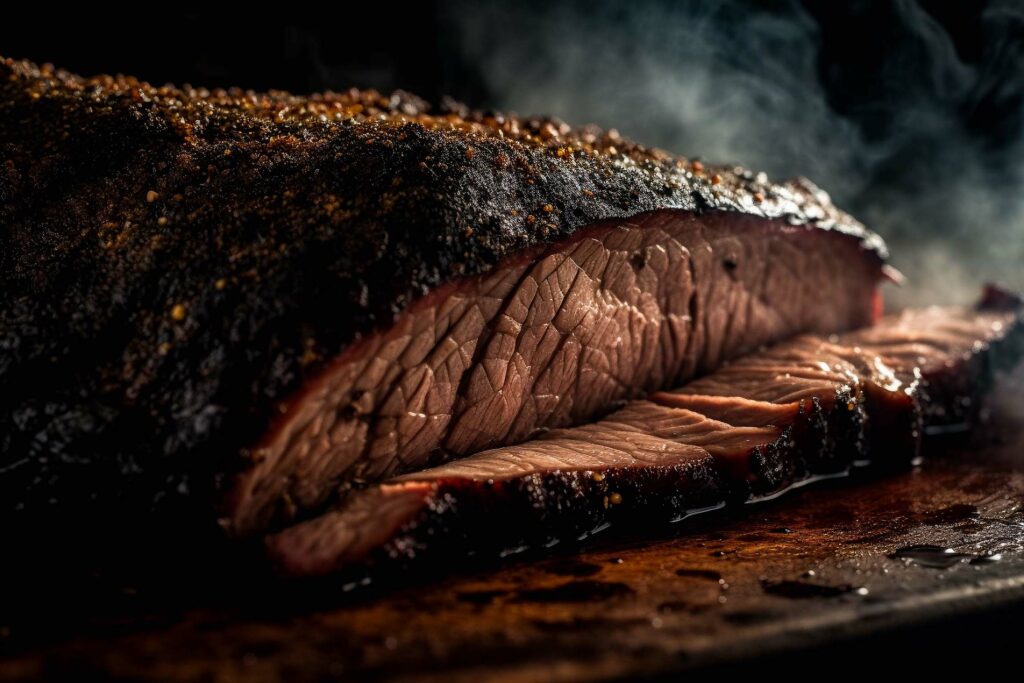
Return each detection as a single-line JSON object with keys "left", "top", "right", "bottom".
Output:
{"left": 0, "top": 59, "right": 885, "bottom": 537}
{"left": 268, "top": 301, "right": 1022, "bottom": 576}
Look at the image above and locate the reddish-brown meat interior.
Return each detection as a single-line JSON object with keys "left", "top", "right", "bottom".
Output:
{"left": 267, "top": 305, "right": 1020, "bottom": 576}
{"left": 1, "top": 57, "right": 902, "bottom": 549}
{"left": 227, "top": 210, "right": 882, "bottom": 535}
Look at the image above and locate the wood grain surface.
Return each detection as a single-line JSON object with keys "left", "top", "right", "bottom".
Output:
{"left": 3, "top": 428, "right": 1024, "bottom": 681}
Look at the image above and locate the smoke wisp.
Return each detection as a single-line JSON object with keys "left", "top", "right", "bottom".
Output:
{"left": 442, "top": 0, "right": 1024, "bottom": 308}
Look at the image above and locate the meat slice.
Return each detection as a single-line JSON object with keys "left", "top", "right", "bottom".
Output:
{"left": 228, "top": 213, "right": 881, "bottom": 535}
{"left": 0, "top": 59, "right": 886, "bottom": 539}
{"left": 267, "top": 301, "right": 1022, "bottom": 577}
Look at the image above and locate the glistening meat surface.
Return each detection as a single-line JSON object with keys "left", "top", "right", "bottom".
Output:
{"left": 268, "top": 302, "right": 1023, "bottom": 577}
{"left": 0, "top": 59, "right": 885, "bottom": 539}
{"left": 230, "top": 212, "right": 879, "bottom": 534}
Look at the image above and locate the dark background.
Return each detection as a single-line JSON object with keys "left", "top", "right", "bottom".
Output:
{"left": 3, "top": 2, "right": 1024, "bottom": 674}
{"left": 3, "top": 0, "right": 1024, "bottom": 304}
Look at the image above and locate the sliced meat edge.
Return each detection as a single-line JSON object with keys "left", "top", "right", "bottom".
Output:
{"left": 267, "top": 298, "right": 1022, "bottom": 577}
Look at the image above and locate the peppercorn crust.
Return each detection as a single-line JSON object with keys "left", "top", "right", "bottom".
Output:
{"left": 0, "top": 58, "right": 886, "bottom": 532}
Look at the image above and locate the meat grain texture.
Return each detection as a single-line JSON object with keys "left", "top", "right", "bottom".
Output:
{"left": 268, "top": 304, "right": 1024, "bottom": 575}
{"left": 0, "top": 59, "right": 887, "bottom": 545}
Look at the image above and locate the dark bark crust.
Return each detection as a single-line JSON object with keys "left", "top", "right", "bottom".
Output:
{"left": 0, "top": 58, "right": 885, "bottom": 529}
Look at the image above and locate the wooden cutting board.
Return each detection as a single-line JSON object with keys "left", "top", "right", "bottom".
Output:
{"left": 3, "top": 431, "right": 1024, "bottom": 681}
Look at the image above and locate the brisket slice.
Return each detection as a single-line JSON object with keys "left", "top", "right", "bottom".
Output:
{"left": 228, "top": 213, "right": 880, "bottom": 535}
{"left": 267, "top": 301, "right": 1022, "bottom": 577}
{"left": 0, "top": 59, "right": 885, "bottom": 537}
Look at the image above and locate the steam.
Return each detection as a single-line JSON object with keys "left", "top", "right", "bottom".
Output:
{"left": 442, "top": 0, "right": 1024, "bottom": 307}
{"left": 989, "top": 364, "right": 1024, "bottom": 429}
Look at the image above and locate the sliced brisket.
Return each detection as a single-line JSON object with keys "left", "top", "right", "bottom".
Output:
{"left": 267, "top": 302, "right": 1022, "bottom": 577}
{"left": 0, "top": 59, "right": 885, "bottom": 538}
{"left": 229, "top": 212, "right": 881, "bottom": 534}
